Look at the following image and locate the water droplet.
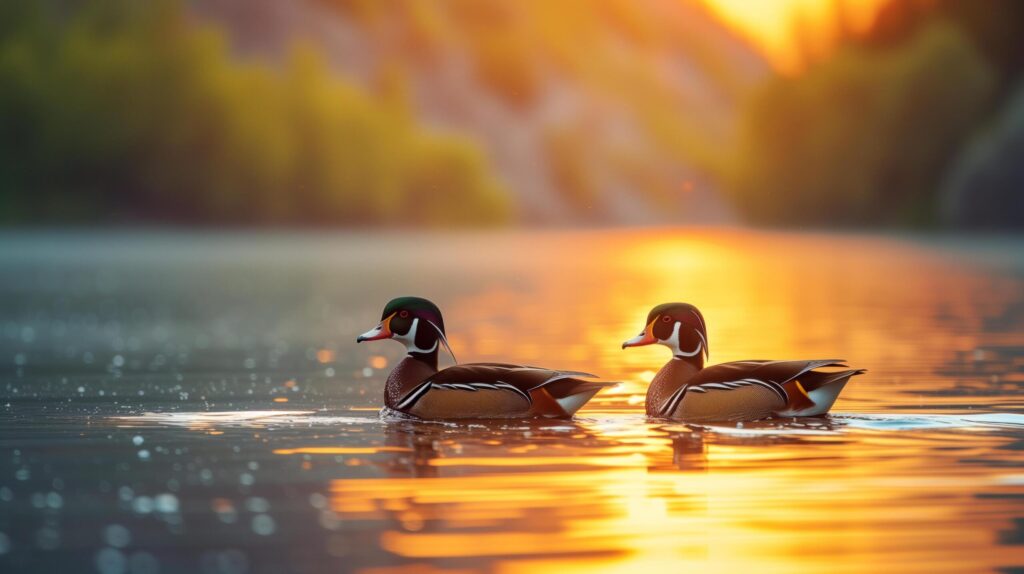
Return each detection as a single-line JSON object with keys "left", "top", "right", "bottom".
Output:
{"left": 308, "top": 493, "right": 327, "bottom": 509}
{"left": 211, "top": 498, "right": 238, "bottom": 523}
{"left": 95, "top": 547, "right": 126, "bottom": 574}
{"left": 251, "top": 514, "right": 276, "bottom": 536}
{"left": 154, "top": 493, "right": 179, "bottom": 513}
{"left": 137, "top": 450, "right": 150, "bottom": 460}
{"left": 103, "top": 524, "right": 131, "bottom": 548}
{"left": 131, "top": 496, "right": 154, "bottom": 514}
{"left": 132, "top": 436, "right": 144, "bottom": 446}
{"left": 127, "top": 551, "right": 159, "bottom": 574}
{"left": 244, "top": 497, "right": 269, "bottom": 513}
{"left": 318, "top": 510, "right": 341, "bottom": 530}
{"left": 112, "top": 355, "right": 125, "bottom": 368}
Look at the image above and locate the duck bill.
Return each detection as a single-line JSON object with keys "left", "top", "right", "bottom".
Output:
{"left": 356, "top": 312, "right": 395, "bottom": 343}
{"left": 622, "top": 317, "right": 658, "bottom": 349}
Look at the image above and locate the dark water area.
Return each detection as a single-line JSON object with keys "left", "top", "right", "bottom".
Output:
{"left": 0, "top": 229, "right": 1022, "bottom": 573}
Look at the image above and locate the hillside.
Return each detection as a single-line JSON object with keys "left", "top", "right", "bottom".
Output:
{"left": 191, "top": 0, "right": 769, "bottom": 224}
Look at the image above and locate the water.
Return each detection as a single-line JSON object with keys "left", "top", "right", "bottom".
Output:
{"left": 0, "top": 229, "right": 1022, "bottom": 573}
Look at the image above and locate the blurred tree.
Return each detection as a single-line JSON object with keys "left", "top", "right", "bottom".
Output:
{"left": 940, "top": 82, "right": 1024, "bottom": 229}
{"left": 730, "top": 21, "right": 995, "bottom": 227}
{"left": 0, "top": 0, "right": 510, "bottom": 226}
{"left": 863, "top": 0, "right": 1024, "bottom": 85}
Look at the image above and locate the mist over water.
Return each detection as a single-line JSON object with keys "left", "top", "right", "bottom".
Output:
{"left": 1, "top": 229, "right": 1022, "bottom": 573}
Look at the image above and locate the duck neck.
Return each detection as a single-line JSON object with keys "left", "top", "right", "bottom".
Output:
{"left": 408, "top": 348, "right": 439, "bottom": 371}
{"left": 665, "top": 353, "right": 702, "bottom": 383}
{"left": 672, "top": 353, "right": 704, "bottom": 371}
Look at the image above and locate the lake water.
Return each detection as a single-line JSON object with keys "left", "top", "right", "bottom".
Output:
{"left": 0, "top": 229, "right": 1022, "bottom": 573}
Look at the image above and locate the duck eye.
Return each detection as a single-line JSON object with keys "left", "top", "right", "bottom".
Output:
{"left": 399, "top": 310, "right": 409, "bottom": 319}
{"left": 662, "top": 316, "right": 673, "bottom": 323}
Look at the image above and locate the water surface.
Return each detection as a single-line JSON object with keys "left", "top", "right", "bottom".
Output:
{"left": 1, "top": 229, "right": 1022, "bottom": 573}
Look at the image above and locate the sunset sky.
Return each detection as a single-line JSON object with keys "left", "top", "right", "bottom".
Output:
{"left": 704, "top": 0, "right": 889, "bottom": 72}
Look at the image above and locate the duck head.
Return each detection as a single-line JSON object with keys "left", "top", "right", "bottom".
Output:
{"left": 621, "top": 303, "right": 708, "bottom": 365}
{"left": 357, "top": 296, "right": 457, "bottom": 364}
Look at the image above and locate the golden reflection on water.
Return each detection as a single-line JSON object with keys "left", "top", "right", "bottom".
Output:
{"left": 133, "top": 230, "right": 1024, "bottom": 572}
{"left": 290, "top": 229, "right": 1024, "bottom": 573}
{"left": 279, "top": 413, "right": 1022, "bottom": 574}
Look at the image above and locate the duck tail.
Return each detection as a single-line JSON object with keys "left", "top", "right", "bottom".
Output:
{"left": 542, "top": 379, "right": 620, "bottom": 417}
{"left": 779, "top": 368, "right": 865, "bottom": 417}
{"left": 808, "top": 368, "right": 866, "bottom": 390}
{"left": 798, "top": 368, "right": 864, "bottom": 413}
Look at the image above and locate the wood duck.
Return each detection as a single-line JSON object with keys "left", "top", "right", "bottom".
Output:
{"left": 622, "top": 303, "right": 864, "bottom": 422}
{"left": 357, "top": 297, "right": 616, "bottom": 419}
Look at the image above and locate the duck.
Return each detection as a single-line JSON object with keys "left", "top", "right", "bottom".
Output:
{"left": 356, "top": 296, "right": 617, "bottom": 419}
{"left": 622, "top": 303, "right": 864, "bottom": 422}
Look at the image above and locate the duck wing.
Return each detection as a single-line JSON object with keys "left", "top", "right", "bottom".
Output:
{"left": 661, "top": 359, "right": 851, "bottom": 417}
{"left": 394, "top": 363, "right": 602, "bottom": 411}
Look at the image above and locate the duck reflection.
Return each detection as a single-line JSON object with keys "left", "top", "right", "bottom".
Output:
{"left": 668, "top": 431, "right": 708, "bottom": 472}
{"left": 652, "top": 416, "right": 848, "bottom": 472}
{"left": 377, "top": 417, "right": 599, "bottom": 478}
{"left": 377, "top": 420, "right": 443, "bottom": 478}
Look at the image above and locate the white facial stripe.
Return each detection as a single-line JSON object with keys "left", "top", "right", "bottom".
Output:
{"left": 695, "top": 328, "right": 708, "bottom": 356}
{"left": 424, "top": 318, "right": 458, "bottom": 364}
{"left": 664, "top": 321, "right": 703, "bottom": 358}
{"left": 675, "top": 341, "right": 703, "bottom": 357}
{"left": 691, "top": 310, "right": 706, "bottom": 335}
{"left": 393, "top": 318, "right": 439, "bottom": 355}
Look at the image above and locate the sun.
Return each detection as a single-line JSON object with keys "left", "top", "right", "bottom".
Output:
{"left": 702, "top": 0, "right": 889, "bottom": 73}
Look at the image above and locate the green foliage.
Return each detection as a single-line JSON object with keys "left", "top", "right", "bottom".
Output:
{"left": 940, "top": 81, "right": 1024, "bottom": 228}
{"left": 729, "top": 22, "right": 996, "bottom": 227}
{"left": 0, "top": 0, "right": 510, "bottom": 226}
{"left": 866, "top": 0, "right": 1024, "bottom": 83}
